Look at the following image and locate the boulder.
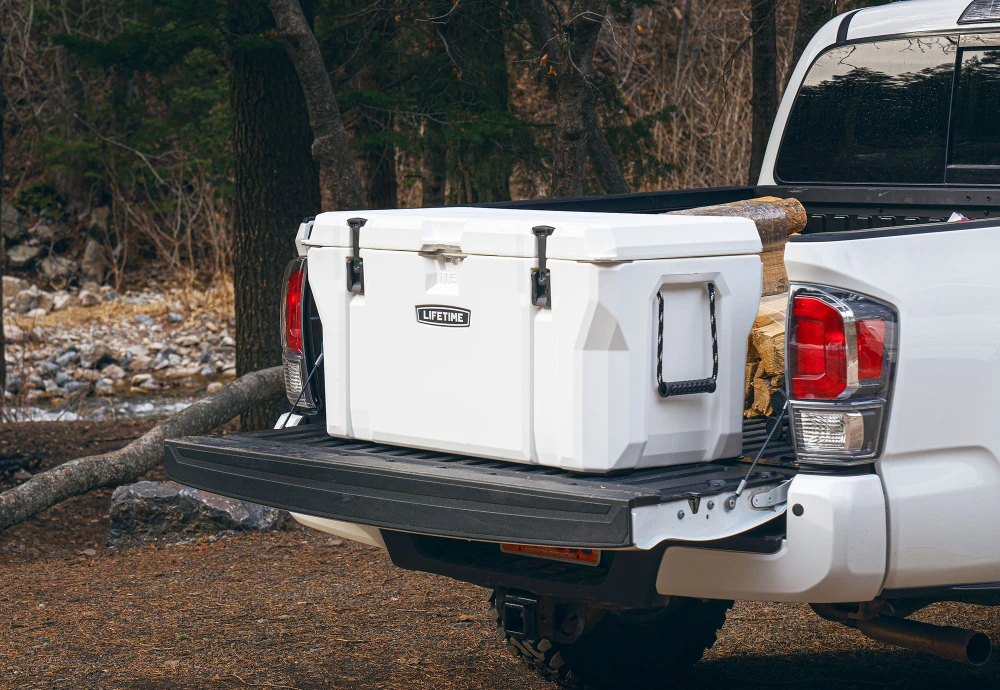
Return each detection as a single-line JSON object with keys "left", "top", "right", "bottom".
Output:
{"left": 53, "top": 292, "right": 80, "bottom": 311}
{"left": 39, "top": 255, "right": 75, "bottom": 282}
{"left": 3, "top": 323, "right": 24, "bottom": 344}
{"left": 101, "top": 363, "right": 127, "bottom": 380}
{"left": 88, "top": 206, "right": 110, "bottom": 234}
{"left": 36, "top": 291, "right": 54, "bottom": 312}
{"left": 14, "top": 287, "right": 39, "bottom": 314}
{"left": 78, "top": 289, "right": 100, "bottom": 307}
{"left": 107, "top": 481, "right": 293, "bottom": 548}
{"left": 80, "top": 239, "right": 108, "bottom": 283}
{"left": 79, "top": 343, "right": 115, "bottom": 369}
{"left": 1, "top": 204, "right": 23, "bottom": 241}
{"left": 2, "top": 275, "right": 27, "bottom": 299}
{"left": 25, "top": 308, "right": 47, "bottom": 320}
{"left": 29, "top": 222, "right": 65, "bottom": 244}
{"left": 7, "top": 244, "right": 42, "bottom": 268}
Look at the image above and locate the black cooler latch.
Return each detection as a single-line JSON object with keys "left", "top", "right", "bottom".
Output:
{"left": 531, "top": 225, "right": 555, "bottom": 308}
{"left": 346, "top": 217, "right": 367, "bottom": 294}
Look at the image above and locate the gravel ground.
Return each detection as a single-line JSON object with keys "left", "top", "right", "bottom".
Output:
{"left": 2, "top": 422, "right": 1000, "bottom": 689}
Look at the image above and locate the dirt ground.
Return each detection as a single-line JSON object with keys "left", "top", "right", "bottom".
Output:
{"left": 2, "top": 422, "right": 1000, "bottom": 689}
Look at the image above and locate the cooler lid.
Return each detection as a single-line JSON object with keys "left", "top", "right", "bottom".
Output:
{"left": 304, "top": 207, "right": 762, "bottom": 262}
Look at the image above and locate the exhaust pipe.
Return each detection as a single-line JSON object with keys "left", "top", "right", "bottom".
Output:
{"left": 856, "top": 615, "right": 992, "bottom": 666}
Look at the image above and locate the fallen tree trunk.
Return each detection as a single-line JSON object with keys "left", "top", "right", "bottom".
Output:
{"left": 0, "top": 366, "right": 283, "bottom": 532}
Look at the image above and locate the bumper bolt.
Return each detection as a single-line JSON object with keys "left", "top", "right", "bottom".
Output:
{"left": 677, "top": 510, "right": 685, "bottom": 520}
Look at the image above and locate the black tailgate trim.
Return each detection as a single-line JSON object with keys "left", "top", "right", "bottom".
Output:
{"left": 165, "top": 425, "right": 793, "bottom": 549}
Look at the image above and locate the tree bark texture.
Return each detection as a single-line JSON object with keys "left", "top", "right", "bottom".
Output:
{"left": 0, "top": 28, "right": 6, "bottom": 393}
{"left": 750, "top": 0, "right": 778, "bottom": 184}
{"left": 228, "top": 0, "right": 321, "bottom": 430}
{"left": 792, "top": 0, "right": 837, "bottom": 69}
{"left": 267, "top": 0, "right": 366, "bottom": 211}
{"left": 0, "top": 367, "right": 284, "bottom": 532}
{"left": 519, "top": 0, "right": 628, "bottom": 196}
{"left": 668, "top": 196, "right": 807, "bottom": 251}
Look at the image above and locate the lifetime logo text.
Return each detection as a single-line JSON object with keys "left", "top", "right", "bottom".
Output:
{"left": 415, "top": 305, "right": 472, "bottom": 328}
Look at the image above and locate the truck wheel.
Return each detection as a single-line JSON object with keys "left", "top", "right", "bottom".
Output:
{"left": 495, "top": 595, "right": 731, "bottom": 690}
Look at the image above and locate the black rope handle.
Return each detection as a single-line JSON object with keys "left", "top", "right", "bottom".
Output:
{"left": 656, "top": 283, "right": 719, "bottom": 398}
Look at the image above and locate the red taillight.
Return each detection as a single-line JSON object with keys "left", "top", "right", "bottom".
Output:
{"left": 283, "top": 263, "right": 306, "bottom": 354}
{"left": 857, "top": 320, "right": 886, "bottom": 381}
{"left": 790, "top": 296, "right": 847, "bottom": 399}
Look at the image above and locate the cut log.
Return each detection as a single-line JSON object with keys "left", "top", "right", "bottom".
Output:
{"left": 745, "top": 294, "right": 788, "bottom": 418}
{"left": 0, "top": 366, "right": 284, "bottom": 533}
{"left": 668, "top": 196, "right": 807, "bottom": 252}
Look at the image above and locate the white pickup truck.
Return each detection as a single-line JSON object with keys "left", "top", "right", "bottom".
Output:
{"left": 167, "top": 1, "right": 1000, "bottom": 686}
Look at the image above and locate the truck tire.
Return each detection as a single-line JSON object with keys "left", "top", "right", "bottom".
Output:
{"left": 495, "top": 595, "right": 731, "bottom": 690}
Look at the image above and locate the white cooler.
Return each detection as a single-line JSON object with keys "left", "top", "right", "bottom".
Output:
{"left": 301, "top": 208, "right": 763, "bottom": 473}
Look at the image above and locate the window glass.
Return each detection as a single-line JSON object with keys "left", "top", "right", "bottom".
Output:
{"left": 950, "top": 49, "right": 1000, "bottom": 171}
{"left": 776, "top": 37, "right": 957, "bottom": 184}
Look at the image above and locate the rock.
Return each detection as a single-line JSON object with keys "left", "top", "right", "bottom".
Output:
{"left": 13, "top": 469, "right": 32, "bottom": 481}
{"left": 55, "top": 349, "right": 80, "bottom": 367}
{"left": 3, "top": 323, "right": 24, "bottom": 344}
{"left": 5, "top": 375, "right": 22, "bottom": 393}
{"left": 129, "top": 354, "right": 153, "bottom": 371}
{"left": 53, "top": 292, "right": 80, "bottom": 311}
{"left": 78, "top": 290, "right": 100, "bottom": 307}
{"left": 29, "top": 222, "right": 66, "bottom": 244}
{"left": 37, "top": 361, "right": 61, "bottom": 377}
{"left": 88, "top": 206, "right": 110, "bottom": 234}
{"left": 94, "top": 378, "right": 114, "bottom": 395}
{"left": 101, "top": 364, "right": 126, "bottom": 380}
{"left": 168, "top": 311, "right": 183, "bottom": 323}
{"left": 1, "top": 204, "right": 23, "bottom": 240}
{"left": 44, "top": 379, "right": 64, "bottom": 395}
{"left": 39, "top": 255, "right": 75, "bottom": 283}
{"left": 176, "top": 334, "right": 200, "bottom": 347}
{"left": 80, "top": 343, "right": 115, "bottom": 369}
{"left": 206, "top": 381, "right": 223, "bottom": 394}
{"left": 74, "top": 368, "right": 103, "bottom": 383}
{"left": 80, "top": 548, "right": 97, "bottom": 557}
{"left": 198, "top": 349, "right": 213, "bottom": 364}
{"left": 127, "top": 344, "right": 149, "bottom": 357}
{"left": 220, "top": 335, "right": 235, "bottom": 347}
{"left": 25, "top": 307, "right": 48, "bottom": 320}
{"left": 2, "top": 275, "right": 27, "bottom": 299}
{"left": 135, "top": 314, "right": 156, "bottom": 327}
{"left": 30, "top": 326, "right": 46, "bottom": 342}
{"left": 80, "top": 238, "right": 107, "bottom": 282}
{"left": 27, "top": 374, "right": 44, "bottom": 390}
{"left": 7, "top": 244, "right": 42, "bottom": 268}
{"left": 66, "top": 381, "right": 89, "bottom": 393}
{"left": 14, "top": 287, "right": 39, "bottom": 314}
{"left": 107, "top": 481, "right": 293, "bottom": 549}
{"left": 201, "top": 365, "right": 216, "bottom": 377}
{"left": 36, "top": 291, "right": 53, "bottom": 312}
{"left": 131, "top": 373, "right": 152, "bottom": 385}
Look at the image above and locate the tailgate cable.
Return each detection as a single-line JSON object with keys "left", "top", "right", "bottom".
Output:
{"left": 727, "top": 398, "right": 789, "bottom": 510}
{"left": 279, "top": 351, "right": 324, "bottom": 429}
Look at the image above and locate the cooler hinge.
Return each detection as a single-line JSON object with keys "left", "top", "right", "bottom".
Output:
{"left": 346, "top": 217, "right": 367, "bottom": 294}
{"left": 531, "top": 225, "right": 555, "bottom": 308}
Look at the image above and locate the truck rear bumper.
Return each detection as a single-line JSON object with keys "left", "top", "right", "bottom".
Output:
{"left": 164, "top": 424, "right": 793, "bottom": 550}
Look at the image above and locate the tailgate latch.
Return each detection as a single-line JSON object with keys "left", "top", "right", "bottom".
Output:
{"left": 531, "top": 225, "right": 555, "bottom": 308}
{"left": 347, "top": 217, "right": 367, "bottom": 294}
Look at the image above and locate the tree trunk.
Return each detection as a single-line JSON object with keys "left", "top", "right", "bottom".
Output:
{"left": 750, "top": 0, "right": 778, "bottom": 184}
{"left": 519, "top": 0, "right": 628, "bottom": 196}
{"left": 0, "top": 367, "right": 284, "bottom": 532}
{"left": 421, "top": 121, "right": 447, "bottom": 207}
{"left": 365, "top": 142, "right": 398, "bottom": 209}
{"left": 792, "top": 0, "right": 837, "bottom": 69}
{"left": 266, "top": 0, "right": 366, "bottom": 211}
{"left": 54, "top": 0, "right": 89, "bottom": 213}
{"left": 0, "top": 30, "right": 5, "bottom": 394}
{"left": 227, "top": 0, "right": 321, "bottom": 430}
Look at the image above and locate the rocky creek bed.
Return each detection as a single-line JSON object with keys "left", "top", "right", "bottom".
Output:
{"left": 3, "top": 274, "right": 236, "bottom": 421}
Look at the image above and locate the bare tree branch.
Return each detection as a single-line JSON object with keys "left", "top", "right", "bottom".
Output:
{"left": 0, "top": 367, "right": 284, "bottom": 532}
{"left": 267, "top": 0, "right": 367, "bottom": 211}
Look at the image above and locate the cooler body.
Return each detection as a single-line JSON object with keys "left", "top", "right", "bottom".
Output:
{"left": 304, "top": 208, "right": 763, "bottom": 473}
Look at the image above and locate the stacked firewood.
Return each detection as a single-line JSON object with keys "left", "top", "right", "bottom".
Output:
{"left": 670, "top": 196, "right": 805, "bottom": 418}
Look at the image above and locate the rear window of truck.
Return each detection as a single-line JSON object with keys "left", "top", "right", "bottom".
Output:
{"left": 948, "top": 48, "right": 1000, "bottom": 183}
{"left": 775, "top": 36, "right": 957, "bottom": 185}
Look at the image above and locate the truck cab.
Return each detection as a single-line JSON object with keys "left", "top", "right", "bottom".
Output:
{"left": 166, "top": 1, "right": 1000, "bottom": 686}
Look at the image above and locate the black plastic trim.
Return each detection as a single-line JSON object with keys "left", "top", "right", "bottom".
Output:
{"left": 164, "top": 424, "right": 794, "bottom": 549}
{"left": 837, "top": 9, "right": 861, "bottom": 44}
{"left": 882, "top": 581, "right": 1000, "bottom": 605}
{"left": 788, "top": 217, "right": 1000, "bottom": 243}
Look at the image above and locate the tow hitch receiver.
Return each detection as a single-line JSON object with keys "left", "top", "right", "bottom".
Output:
{"left": 497, "top": 590, "right": 596, "bottom": 643}
{"left": 502, "top": 594, "right": 539, "bottom": 640}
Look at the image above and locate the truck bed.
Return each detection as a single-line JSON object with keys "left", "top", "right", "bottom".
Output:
{"left": 164, "top": 418, "right": 793, "bottom": 550}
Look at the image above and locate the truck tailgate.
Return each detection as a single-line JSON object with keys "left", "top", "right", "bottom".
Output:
{"left": 164, "top": 421, "right": 793, "bottom": 550}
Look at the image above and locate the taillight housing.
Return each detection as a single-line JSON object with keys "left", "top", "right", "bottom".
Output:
{"left": 787, "top": 284, "right": 898, "bottom": 466}
{"left": 281, "top": 257, "right": 318, "bottom": 412}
